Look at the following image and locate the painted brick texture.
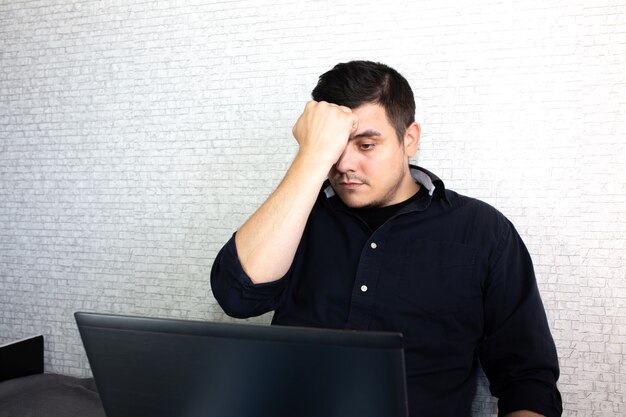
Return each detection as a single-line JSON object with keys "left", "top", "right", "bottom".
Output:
{"left": 1, "top": 1, "right": 624, "bottom": 415}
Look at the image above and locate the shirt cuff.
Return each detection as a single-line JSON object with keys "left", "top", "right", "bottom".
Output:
{"left": 497, "top": 381, "right": 563, "bottom": 417}
{"left": 227, "top": 234, "right": 286, "bottom": 298}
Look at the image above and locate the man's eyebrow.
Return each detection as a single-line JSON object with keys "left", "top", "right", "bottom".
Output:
{"left": 349, "top": 129, "right": 382, "bottom": 140}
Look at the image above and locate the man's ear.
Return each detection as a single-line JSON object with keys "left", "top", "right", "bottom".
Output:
{"left": 403, "top": 122, "right": 421, "bottom": 157}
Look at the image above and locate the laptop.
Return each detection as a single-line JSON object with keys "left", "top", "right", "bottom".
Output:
{"left": 75, "top": 312, "right": 409, "bottom": 417}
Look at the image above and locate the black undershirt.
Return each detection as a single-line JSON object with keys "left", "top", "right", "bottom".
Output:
{"left": 352, "top": 185, "right": 429, "bottom": 232}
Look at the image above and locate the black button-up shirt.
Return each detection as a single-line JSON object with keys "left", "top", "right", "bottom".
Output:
{"left": 211, "top": 166, "right": 562, "bottom": 417}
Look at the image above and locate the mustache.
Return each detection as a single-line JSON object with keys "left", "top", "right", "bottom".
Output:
{"left": 332, "top": 173, "right": 369, "bottom": 185}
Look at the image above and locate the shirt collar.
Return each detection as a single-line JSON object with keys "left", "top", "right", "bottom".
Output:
{"left": 323, "top": 164, "right": 448, "bottom": 204}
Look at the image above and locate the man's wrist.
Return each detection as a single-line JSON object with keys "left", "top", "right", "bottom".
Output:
{"left": 292, "top": 149, "right": 335, "bottom": 182}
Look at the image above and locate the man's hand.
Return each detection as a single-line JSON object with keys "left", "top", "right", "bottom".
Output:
{"left": 292, "top": 100, "right": 358, "bottom": 170}
{"left": 505, "top": 411, "right": 545, "bottom": 417}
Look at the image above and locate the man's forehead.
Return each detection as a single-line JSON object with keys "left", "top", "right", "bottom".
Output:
{"left": 349, "top": 128, "right": 382, "bottom": 140}
{"left": 350, "top": 103, "right": 394, "bottom": 139}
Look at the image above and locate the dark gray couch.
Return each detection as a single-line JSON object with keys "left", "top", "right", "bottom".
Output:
{"left": 0, "top": 335, "right": 105, "bottom": 417}
{"left": 0, "top": 373, "right": 105, "bottom": 417}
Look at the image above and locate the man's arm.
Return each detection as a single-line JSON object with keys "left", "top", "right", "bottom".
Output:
{"left": 235, "top": 101, "right": 357, "bottom": 284}
{"left": 479, "top": 217, "right": 562, "bottom": 417}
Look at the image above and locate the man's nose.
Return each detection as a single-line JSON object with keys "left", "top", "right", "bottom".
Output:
{"left": 334, "top": 145, "right": 356, "bottom": 173}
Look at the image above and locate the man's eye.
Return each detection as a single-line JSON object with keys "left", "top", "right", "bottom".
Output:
{"left": 360, "top": 143, "right": 375, "bottom": 151}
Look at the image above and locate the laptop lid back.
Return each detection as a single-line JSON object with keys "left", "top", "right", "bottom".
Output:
{"left": 75, "top": 312, "right": 408, "bottom": 417}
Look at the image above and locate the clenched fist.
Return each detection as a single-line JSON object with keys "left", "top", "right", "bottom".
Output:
{"left": 292, "top": 101, "right": 359, "bottom": 169}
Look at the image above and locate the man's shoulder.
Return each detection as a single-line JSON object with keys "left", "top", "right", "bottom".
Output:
{"left": 442, "top": 188, "right": 496, "bottom": 209}
{"left": 440, "top": 188, "right": 512, "bottom": 228}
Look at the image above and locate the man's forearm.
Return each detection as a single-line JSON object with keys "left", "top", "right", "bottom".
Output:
{"left": 235, "top": 152, "right": 329, "bottom": 284}
{"left": 235, "top": 101, "right": 357, "bottom": 284}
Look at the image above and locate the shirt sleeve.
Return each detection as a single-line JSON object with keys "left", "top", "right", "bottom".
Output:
{"left": 210, "top": 233, "right": 287, "bottom": 319}
{"left": 479, "top": 220, "right": 563, "bottom": 417}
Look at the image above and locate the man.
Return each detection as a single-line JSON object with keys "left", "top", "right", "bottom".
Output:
{"left": 211, "top": 60, "right": 562, "bottom": 417}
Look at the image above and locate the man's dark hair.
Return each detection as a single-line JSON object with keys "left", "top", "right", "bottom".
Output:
{"left": 311, "top": 60, "right": 416, "bottom": 142}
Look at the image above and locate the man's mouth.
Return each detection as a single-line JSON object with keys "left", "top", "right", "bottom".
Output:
{"left": 332, "top": 173, "right": 368, "bottom": 190}
{"left": 339, "top": 181, "right": 364, "bottom": 190}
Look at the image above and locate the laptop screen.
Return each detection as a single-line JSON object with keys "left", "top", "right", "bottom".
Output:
{"left": 75, "top": 312, "right": 408, "bottom": 417}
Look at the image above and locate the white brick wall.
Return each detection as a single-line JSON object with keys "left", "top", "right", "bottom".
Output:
{"left": 1, "top": 1, "right": 624, "bottom": 415}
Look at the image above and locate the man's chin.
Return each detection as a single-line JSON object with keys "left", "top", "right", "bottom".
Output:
{"left": 337, "top": 193, "right": 380, "bottom": 210}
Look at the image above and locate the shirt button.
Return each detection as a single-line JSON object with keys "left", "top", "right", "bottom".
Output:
{"left": 370, "top": 242, "right": 378, "bottom": 249}
{"left": 360, "top": 285, "right": 368, "bottom": 292}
